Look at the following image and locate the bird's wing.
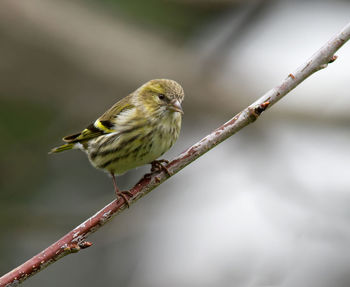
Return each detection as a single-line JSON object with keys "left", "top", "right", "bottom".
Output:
{"left": 62, "top": 95, "right": 135, "bottom": 143}
{"left": 62, "top": 123, "right": 105, "bottom": 143}
{"left": 98, "top": 94, "right": 135, "bottom": 126}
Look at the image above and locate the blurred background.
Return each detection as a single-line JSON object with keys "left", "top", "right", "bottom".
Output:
{"left": 1, "top": 0, "right": 350, "bottom": 286}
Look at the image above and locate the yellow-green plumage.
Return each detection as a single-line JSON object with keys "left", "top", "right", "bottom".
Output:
{"left": 50, "top": 79, "right": 184, "bottom": 195}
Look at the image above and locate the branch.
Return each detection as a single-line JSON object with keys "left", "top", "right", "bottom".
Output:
{"left": 2, "top": 22, "right": 350, "bottom": 287}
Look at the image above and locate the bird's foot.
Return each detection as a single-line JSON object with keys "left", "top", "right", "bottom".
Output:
{"left": 142, "top": 172, "right": 152, "bottom": 180}
{"left": 116, "top": 190, "right": 133, "bottom": 208}
{"left": 150, "top": 159, "right": 171, "bottom": 176}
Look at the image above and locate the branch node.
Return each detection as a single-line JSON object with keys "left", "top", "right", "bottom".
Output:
{"left": 250, "top": 101, "right": 271, "bottom": 120}
{"left": 328, "top": 55, "right": 338, "bottom": 63}
{"left": 248, "top": 107, "right": 258, "bottom": 121}
{"left": 79, "top": 241, "right": 93, "bottom": 249}
{"left": 288, "top": 73, "right": 296, "bottom": 79}
{"left": 64, "top": 243, "right": 81, "bottom": 253}
{"left": 261, "top": 101, "right": 270, "bottom": 110}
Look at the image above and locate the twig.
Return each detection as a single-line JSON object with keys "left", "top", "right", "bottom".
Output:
{"left": 1, "top": 22, "right": 350, "bottom": 287}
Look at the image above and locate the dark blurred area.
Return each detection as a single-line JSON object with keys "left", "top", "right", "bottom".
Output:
{"left": 1, "top": 0, "right": 350, "bottom": 286}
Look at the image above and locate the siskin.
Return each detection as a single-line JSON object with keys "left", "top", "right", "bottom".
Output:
{"left": 50, "top": 79, "right": 184, "bottom": 205}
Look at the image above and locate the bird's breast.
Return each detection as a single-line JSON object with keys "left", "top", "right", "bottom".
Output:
{"left": 86, "top": 112, "right": 181, "bottom": 175}
{"left": 152, "top": 112, "right": 181, "bottom": 153}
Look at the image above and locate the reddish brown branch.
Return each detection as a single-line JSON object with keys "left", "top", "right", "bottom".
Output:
{"left": 1, "top": 22, "right": 350, "bottom": 287}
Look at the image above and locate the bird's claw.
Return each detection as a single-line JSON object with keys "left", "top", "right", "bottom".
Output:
{"left": 116, "top": 190, "right": 133, "bottom": 208}
{"left": 150, "top": 159, "right": 171, "bottom": 176}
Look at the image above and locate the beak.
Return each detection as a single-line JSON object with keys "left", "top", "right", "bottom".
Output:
{"left": 169, "top": 99, "right": 184, "bottom": 114}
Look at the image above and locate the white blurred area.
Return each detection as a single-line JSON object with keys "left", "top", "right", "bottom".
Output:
{"left": 1, "top": 0, "right": 350, "bottom": 286}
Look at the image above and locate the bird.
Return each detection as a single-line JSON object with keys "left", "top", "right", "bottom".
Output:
{"left": 50, "top": 79, "right": 184, "bottom": 206}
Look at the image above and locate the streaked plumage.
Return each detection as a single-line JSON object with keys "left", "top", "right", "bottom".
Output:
{"left": 50, "top": 79, "right": 184, "bottom": 204}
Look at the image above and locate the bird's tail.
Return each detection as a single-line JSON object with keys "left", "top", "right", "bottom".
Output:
{"left": 49, "top": 143, "right": 74, "bottom": 154}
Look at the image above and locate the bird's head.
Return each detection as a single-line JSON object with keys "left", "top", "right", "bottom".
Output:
{"left": 137, "top": 79, "right": 184, "bottom": 117}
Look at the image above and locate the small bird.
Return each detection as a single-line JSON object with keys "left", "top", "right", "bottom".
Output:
{"left": 50, "top": 79, "right": 184, "bottom": 205}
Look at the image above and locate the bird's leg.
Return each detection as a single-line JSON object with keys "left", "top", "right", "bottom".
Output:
{"left": 150, "top": 159, "right": 171, "bottom": 176}
{"left": 110, "top": 173, "right": 133, "bottom": 208}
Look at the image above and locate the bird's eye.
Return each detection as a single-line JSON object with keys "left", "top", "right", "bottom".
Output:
{"left": 158, "top": 94, "right": 166, "bottom": 100}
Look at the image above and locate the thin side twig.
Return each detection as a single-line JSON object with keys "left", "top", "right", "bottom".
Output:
{"left": 1, "top": 22, "right": 350, "bottom": 287}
